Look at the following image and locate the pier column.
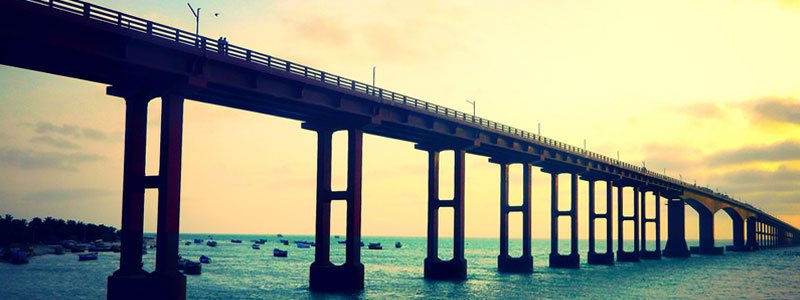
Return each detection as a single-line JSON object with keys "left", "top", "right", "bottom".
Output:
{"left": 746, "top": 217, "right": 758, "bottom": 251}
{"left": 725, "top": 212, "right": 746, "bottom": 252}
{"left": 108, "top": 93, "right": 153, "bottom": 300}
{"left": 418, "top": 146, "right": 467, "bottom": 280}
{"left": 545, "top": 170, "right": 579, "bottom": 269}
{"left": 149, "top": 94, "right": 187, "bottom": 300}
{"left": 306, "top": 124, "right": 365, "bottom": 291}
{"left": 617, "top": 185, "right": 640, "bottom": 262}
{"left": 640, "top": 190, "right": 661, "bottom": 260}
{"left": 662, "top": 198, "right": 690, "bottom": 257}
{"left": 586, "top": 178, "right": 614, "bottom": 265}
{"left": 690, "top": 205, "right": 723, "bottom": 255}
{"left": 494, "top": 160, "right": 533, "bottom": 273}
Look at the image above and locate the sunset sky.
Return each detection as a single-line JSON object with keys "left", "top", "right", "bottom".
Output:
{"left": 1, "top": 0, "right": 798, "bottom": 244}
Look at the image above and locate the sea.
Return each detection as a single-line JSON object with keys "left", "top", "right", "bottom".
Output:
{"left": 1, "top": 234, "right": 799, "bottom": 299}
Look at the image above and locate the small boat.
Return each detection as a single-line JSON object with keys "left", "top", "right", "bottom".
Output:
{"left": 231, "top": 239, "right": 242, "bottom": 243}
{"left": 184, "top": 261, "right": 201, "bottom": 275}
{"left": 254, "top": 239, "right": 266, "bottom": 245}
{"left": 335, "top": 235, "right": 340, "bottom": 239}
{"left": 273, "top": 248, "right": 288, "bottom": 257}
{"left": 194, "top": 239, "right": 203, "bottom": 244}
{"left": 206, "top": 241, "right": 217, "bottom": 247}
{"left": 79, "top": 252, "right": 98, "bottom": 261}
{"left": 71, "top": 246, "right": 86, "bottom": 253}
{"left": 368, "top": 243, "right": 382, "bottom": 250}
{"left": 199, "top": 255, "right": 211, "bottom": 264}
{"left": 11, "top": 250, "right": 28, "bottom": 264}
{"left": 360, "top": 241, "right": 365, "bottom": 247}
{"left": 279, "top": 239, "right": 288, "bottom": 244}
{"left": 395, "top": 242, "right": 402, "bottom": 248}
{"left": 184, "top": 241, "right": 192, "bottom": 246}
{"left": 337, "top": 240, "right": 347, "bottom": 244}
{"left": 54, "top": 247, "right": 65, "bottom": 255}
{"left": 252, "top": 244, "right": 260, "bottom": 250}
{"left": 297, "top": 243, "right": 310, "bottom": 249}
{"left": 277, "top": 234, "right": 283, "bottom": 237}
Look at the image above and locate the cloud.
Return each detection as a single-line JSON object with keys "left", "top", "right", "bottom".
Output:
{"left": 0, "top": 147, "right": 104, "bottom": 171}
{"left": 30, "top": 136, "right": 80, "bottom": 149}
{"left": 24, "top": 188, "right": 114, "bottom": 202}
{"left": 742, "top": 96, "right": 800, "bottom": 126}
{"left": 671, "top": 102, "right": 725, "bottom": 119}
{"left": 712, "top": 165, "right": 800, "bottom": 193}
{"left": 706, "top": 140, "right": 800, "bottom": 166}
{"left": 32, "top": 121, "right": 110, "bottom": 141}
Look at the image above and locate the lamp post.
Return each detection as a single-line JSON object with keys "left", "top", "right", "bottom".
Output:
{"left": 466, "top": 100, "right": 475, "bottom": 116}
{"left": 187, "top": 3, "right": 200, "bottom": 42}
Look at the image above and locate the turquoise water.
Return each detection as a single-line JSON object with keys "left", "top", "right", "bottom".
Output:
{"left": 1, "top": 234, "right": 799, "bottom": 299}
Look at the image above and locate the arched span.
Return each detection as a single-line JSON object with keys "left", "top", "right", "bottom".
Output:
{"left": 719, "top": 207, "right": 745, "bottom": 250}
{"left": 680, "top": 190, "right": 755, "bottom": 220}
{"left": 684, "top": 198, "right": 724, "bottom": 254}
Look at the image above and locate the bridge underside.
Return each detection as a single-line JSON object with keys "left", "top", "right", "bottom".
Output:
{"left": 1, "top": 1, "right": 798, "bottom": 299}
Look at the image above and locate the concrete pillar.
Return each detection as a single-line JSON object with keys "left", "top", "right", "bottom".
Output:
{"left": 640, "top": 190, "right": 661, "bottom": 260}
{"left": 149, "top": 94, "right": 187, "bottom": 300}
{"left": 726, "top": 213, "right": 745, "bottom": 251}
{"left": 308, "top": 126, "right": 365, "bottom": 291}
{"left": 617, "top": 185, "right": 640, "bottom": 262}
{"left": 108, "top": 95, "right": 153, "bottom": 300}
{"left": 548, "top": 171, "right": 579, "bottom": 269}
{"left": 662, "top": 199, "right": 690, "bottom": 257}
{"left": 746, "top": 217, "right": 758, "bottom": 251}
{"left": 423, "top": 148, "right": 467, "bottom": 280}
{"left": 690, "top": 206, "right": 723, "bottom": 255}
{"left": 587, "top": 179, "right": 614, "bottom": 265}
{"left": 496, "top": 162, "right": 533, "bottom": 273}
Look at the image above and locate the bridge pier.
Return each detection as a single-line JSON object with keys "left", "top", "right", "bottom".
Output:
{"left": 417, "top": 146, "right": 467, "bottom": 280}
{"left": 746, "top": 217, "right": 758, "bottom": 251}
{"left": 306, "top": 124, "right": 365, "bottom": 292}
{"left": 544, "top": 170, "right": 579, "bottom": 269}
{"left": 107, "top": 90, "right": 187, "bottom": 300}
{"left": 583, "top": 176, "right": 613, "bottom": 265}
{"left": 662, "top": 198, "right": 690, "bottom": 258}
{"left": 725, "top": 212, "right": 746, "bottom": 252}
{"left": 640, "top": 190, "right": 661, "bottom": 260}
{"left": 108, "top": 93, "right": 154, "bottom": 300}
{"left": 690, "top": 206, "right": 724, "bottom": 255}
{"left": 616, "top": 185, "right": 640, "bottom": 262}
{"left": 493, "top": 160, "right": 533, "bottom": 273}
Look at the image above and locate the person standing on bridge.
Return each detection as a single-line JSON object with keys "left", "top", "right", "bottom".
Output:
{"left": 217, "top": 37, "right": 228, "bottom": 54}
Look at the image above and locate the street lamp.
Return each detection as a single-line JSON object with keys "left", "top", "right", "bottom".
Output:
{"left": 187, "top": 3, "right": 200, "bottom": 38}
{"left": 465, "top": 100, "right": 476, "bottom": 116}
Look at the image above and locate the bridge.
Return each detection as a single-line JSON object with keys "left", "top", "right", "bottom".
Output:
{"left": 1, "top": 0, "right": 798, "bottom": 299}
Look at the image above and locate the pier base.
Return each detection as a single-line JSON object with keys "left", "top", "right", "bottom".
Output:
{"left": 424, "top": 258, "right": 467, "bottom": 280}
{"left": 549, "top": 253, "right": 580, "bottom": 269}
{"left": 640, "top": 250, "right": 662, "bottom": 260}
{"left": 309, "top": 263, "right": 365, "bottom": 292}
{"left": 147, "top": 272, "right": 187, "bottom": 300}
{"left": 616, "top": 250, "right": 640, "bottom": 262}
{"left": 587, "top": 251, "right": 614, "bottom": 265}
{"left": 107, "top": 274, "right": 151, "bottom": 300}
{"left": 690, "top": 246, "right": 724, "bottom": 255}
{"left": 497, "top": 255, "right": 533, "bottom": 273}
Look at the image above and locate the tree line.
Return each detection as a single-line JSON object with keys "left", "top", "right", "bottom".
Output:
{"left": 0, "top": 214, "right": 119, "bottom": 246}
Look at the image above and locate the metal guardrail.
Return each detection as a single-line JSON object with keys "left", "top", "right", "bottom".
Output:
{"left": 24, "top": 0, "right": 769, "bottom": 215}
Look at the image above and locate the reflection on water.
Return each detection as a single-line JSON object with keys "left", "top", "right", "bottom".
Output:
{"left": 1, "top": 234, "right": 798, "bottom": 299}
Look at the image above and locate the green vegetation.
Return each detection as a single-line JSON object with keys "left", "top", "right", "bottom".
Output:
{"left": 0, "top": 214, "right": 118, "bottom": 246}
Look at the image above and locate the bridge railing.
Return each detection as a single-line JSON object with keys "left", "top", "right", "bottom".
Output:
{"left": 27, "top": 0, "right": 760, "bottom": 203}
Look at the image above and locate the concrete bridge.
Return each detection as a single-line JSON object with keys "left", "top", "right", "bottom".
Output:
{"left": 1, "top": 0, "right": 797, "bottom": 299}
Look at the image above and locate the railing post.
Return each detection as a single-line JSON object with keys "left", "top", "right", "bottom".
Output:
{"left": 246, "top": 50, "right": 251, "bottom": 62}
{"left": 267, "top": 56, "right": 272, "bottom": 68}
{"left": 146, "top": 22, "right": 153, "bottom": 35}
{"left": 83, "top": 3, "right": 91, "bottom": 18}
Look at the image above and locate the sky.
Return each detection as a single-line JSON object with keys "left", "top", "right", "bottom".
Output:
{"left": 0, "top": 0, "right": 799, "bottom": 243}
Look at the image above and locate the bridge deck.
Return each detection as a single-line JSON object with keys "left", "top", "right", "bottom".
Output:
{"left": 0, "top": 0, "right": 795, "bottom": 231}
